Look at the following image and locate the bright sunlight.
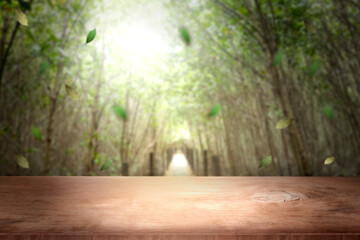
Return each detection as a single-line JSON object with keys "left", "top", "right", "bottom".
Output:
{"left": 165, "top": 151, "right": 193, "bottom": 176}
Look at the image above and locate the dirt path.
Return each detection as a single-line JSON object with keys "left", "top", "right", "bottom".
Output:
{"left": 165, "top": 151, "right": 193, "bottom": 176}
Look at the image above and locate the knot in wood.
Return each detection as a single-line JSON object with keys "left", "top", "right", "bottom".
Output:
{"left": 251, "top": 190, "right": 300, "bottom": 203}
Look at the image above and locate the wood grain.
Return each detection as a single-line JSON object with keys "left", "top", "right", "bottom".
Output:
{"left": 0, "top": 177, "right": 359, "bottom": 240}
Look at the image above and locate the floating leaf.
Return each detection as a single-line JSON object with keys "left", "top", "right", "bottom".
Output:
{"left": 31, "top": 126, "right": 42, "bottom": 141}
{"left": 39, "top": 61, "right": 50, "bottom": 74}
{"left": 276, "top": 118, "right": 293, "bottom": 129}
{"left": 310, "top": 60, "right": 319, "bottom": 76}
{"left": 86, "top": 28, "right": 96, "bottom": 44}
{"left": 179, "top": 26, "right": 191, "bottom": 46}
{"left": 323, "top": 105, "right": 333, "bottom": 120}
{"left": 65, "top": 84, "right": 79, "bottom": 100}
{"left": 100, "top": 159, "right": 112, "bottom": 171}
{"left": 15, "top": 9, "right": 28, "bottom": 26}
{"left": 324, "top": 157, "right": 335, "bottom": 165}
{"left": 208, "top": 104, "right": 221, "bottom": 118}
{"left": 273, "top": 52, "right": 283, "bottom": 66}
{"left": 113, "top": 105, "right": 127, "bottom": 120}
{"left": 16, "top": 155, "right": 29, "bottom": 168}
{"left": 259, "top": 156, "right": 272, "bottom": 168}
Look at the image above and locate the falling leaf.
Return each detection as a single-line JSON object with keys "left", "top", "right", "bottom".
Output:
{"left": 273, "top": 51, "right": 283, "bottom": 66}
{"left": 179, "top": 26, "right": 191, "bottom": 46}
{"left": 60, "top": 0, "right": 66, "bottom": 4}
{"left": 16, "top": 155, "right": 29, "bottom": 168}
{"left": 65, "top": 84, "right": 79, "bottom": 100}
{"left": 323, "top": 105, "right": 333, "bottom": 120}
{"left": 259, "top": 156, "right": 272, "bottom": 168}
{"left": 113, "top": 105, "right": 127, "bottom": 120}
{"left": 324, "top": 157, "right": 335, "bottom": 165}
{"left": 39, "top": 61, "right": 50, "bottom": 75}
{"left": 208, "top": 104, "right": 221, "bottom": 117}
{"left": 15, "top": 9, "right": 28, "bottom": 26}
{"left": 100, "top": 159, "right": 112, "bottom": 171}
{"left": 276, "top": 118, "right": 293, "bottom": 129}
{"left": 32, "top": 126, "right": 42, "bottom": 141}
{"left": 310, "top": 60, "right": 319, "bottom": 76}
{"left": 86, "top": 28, "right": 96, "bottom": 44}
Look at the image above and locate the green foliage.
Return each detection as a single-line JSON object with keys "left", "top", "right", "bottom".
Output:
{"left": 39, "top": 61, "right": 50, "bottom": 75}
{"left": 323, "top": 105, "right": 333, "bottom": 120}
{"left": 310, "top": 60, "right": 319, "bottom": 76}
{"left": 208, "top": 104, "right": 221, "bottom": 118}
{"left": 273, "top": 52, "right": 283, "bottom": 66}
{"left": 86, "top": 28, "right": 96, "bottom": 44}
{"left": 179, "top": 26, "right": 191, "bottom": 46}
{"left": 113, "top": 105, "right": 127, "bottom": 120}
{"left": 100, "top": 159, "right": 112, "bottom": 171}
{"left": 31, "top": 126, "right": 42, "bottom": 141}
{"left": 259, "top": 156, "right": 272, "bottom": 168}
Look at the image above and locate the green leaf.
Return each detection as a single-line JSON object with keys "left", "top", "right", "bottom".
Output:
{"left": 259, "top": 156, "right": 272, "bottom": 168}
{"left": 179, "top": 26, "right": 191, "bottom": 46}
{"left": 273, "top": 52, "right": 283, "bottom": 66}
{"left": 208, "top": 104, "right": 221, "bottom": 118}
{"left": 86, "top": 28, "right": 96, "bottom": 44}
{"left": 39, "top": 61, "right": 50, "bottom": 74}
{"left": 310, "top": 60, "right": 319, "bottom": 76}
{"left": 16, "top": 155, "right": 29, "bottom": 168}
{"left": 31, "top": 126, "right": 42, "bottom": 141}
{"left": 15, "top": 9, "right": 28, "bottom": 26}
{"left": 276, "top": 118, "right": 293, "bottom": 129}
{"left": 323, "top": 105, "right": 333, "bottom": 120}
{"left": 113, "top": 105, "right": 127, "bottom": 120}
{"left": 65, "top": 84, "right": 79, "bottom": 100}
{"left": 324, "top": 157, "right": 335, "bottom": 165}
{"left": 100, "top": 159, "right": 112, "bottom": 171}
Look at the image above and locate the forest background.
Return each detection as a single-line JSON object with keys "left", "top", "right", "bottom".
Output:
{"left": 0, "top": 0, "right": 359, "bottom": 176}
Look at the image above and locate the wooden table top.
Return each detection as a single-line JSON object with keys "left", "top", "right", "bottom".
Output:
{"left": 0, "top": 177, "right": 359, "bottom": 239}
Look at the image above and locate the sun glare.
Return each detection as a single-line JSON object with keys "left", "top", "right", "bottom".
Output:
{"left": 171, "top": 153, "right": 188, "bottom": 168}
{"left": 121, "top": 24, "right": 165, "bottom": 57}
{"left": 166, "top": 152, "right": 193, "bottom": 176}
{"left": 105, "top": 22, "right": 169, "bottom": 72}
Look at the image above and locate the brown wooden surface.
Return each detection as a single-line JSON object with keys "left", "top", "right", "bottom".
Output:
{"left": 0, "top": 177, "right": 360, "bottom": 240}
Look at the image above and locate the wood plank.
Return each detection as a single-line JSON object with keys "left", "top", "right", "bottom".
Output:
{"left": 1, "top": 235, "right": 359, "bottom": 240}
{"left": 0, "top": 177, "right": 359, "bottom": 239}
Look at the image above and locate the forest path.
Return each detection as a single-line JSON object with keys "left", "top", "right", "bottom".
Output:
{"left": 165, "top": 151, "right": 193, "bottom": 176}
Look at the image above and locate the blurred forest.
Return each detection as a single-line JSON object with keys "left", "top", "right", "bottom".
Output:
{"left": 0, "top": 0, "right": 359, "bottom": 176}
